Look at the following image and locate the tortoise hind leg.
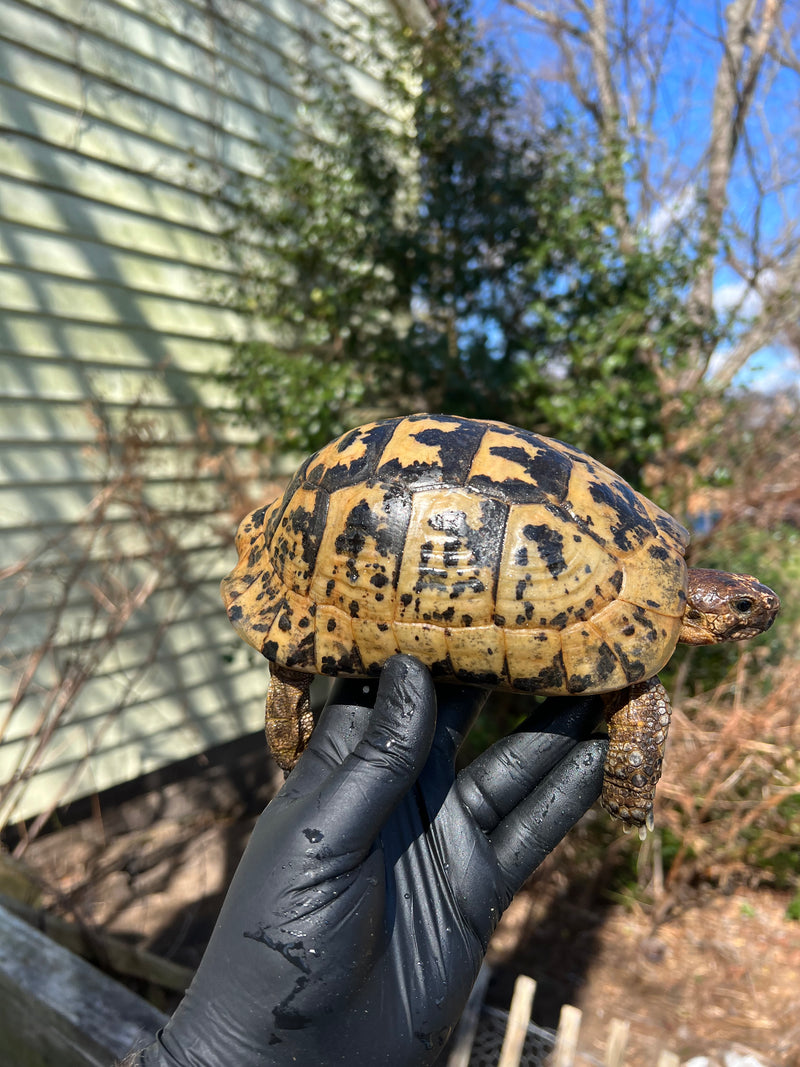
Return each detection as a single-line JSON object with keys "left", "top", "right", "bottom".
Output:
{"left": 266, "top": 664, "right": 314, "bottom": 773}
{"left": 601, "top": 675, "right": 673, "bottom": 833}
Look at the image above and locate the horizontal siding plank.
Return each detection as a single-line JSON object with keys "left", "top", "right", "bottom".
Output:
{"left": 1, "top": 572, "right": 241, "bottom": 650}
{"left": 0, "top": 480, "right": 247, "bottom": 529}
{"left": 0, "top": 437, "right": 272, "bottom": 497}
{"left": 1, "top": 618, "right": 249, "bottom": 674}
{"left": 1, "top": 581, "right": 235, "bottom": 636}
{"left": 0, "top": 134, "right": 221, "bottom": 232}
{"left": 0, "top": 222, "right": 238, "bottom": 300}
{"left": 1, "top": 0, "right": 409, "bottom": 201}
{"left": 0, "top": 176, "right": 230, "bottom": 269}
{"left": 0, "top": 266, "right": 243, "bottom": 338}
{"left": 0, "top": 468, "right": 250, "bottom": 498}
{"left": 0, "top": 398, "right": 256, "bottom": 446}
{"left": 0, "top": 45, "right": 292, "bottom": 177}
{"left": 0, "top": 466, "right": 257, "bottom": 511}
{"left": 4, "top": 664, "right": 267, "bottom": 749}
{"left": 0, "top": 349, "right": 232, "bottom": 388}
{"left": 0, "top": 493, "right": 255, "bottom": 538}
{"left": 1, "top": 572, "right": 250, "bottom": 663}
{"left": 0, "top": 83, "right": 270, "bottom": 187}
{"left": 111, "top": 0, "right": 402, "bottom": 63}
{"left": 0, "top": 527, "right": 242, "bottom": 574}
{"left": 1, "top": 597, "right": 247, "bottom": 666}
{"left": 4, "top": 666, "right": 268, "bottom": 763}
{"left": 0, "top": 653, "right": 257, "bottom": 742}
{"left": 0, "top": 496, "right": 260, "bottom": 562}
{"left": 0, "top": 313, "right": 235, "bottom": 369}
{"left": 1, "top": 0, "right": 395, "bottom": 154}
{"left": 0, "top": 674, "right": 268, "bottom": 824}
{"left": 14, "top": 0, "right": 391, "bottom": 112}
{"left": 1, "top": 0, "right": 301, "bottom": 128}
{"left": 0, "top": 352, "right": 240, "bottom": 408}
{"left": 1, "top": 620, "right": 250, "bottom": 696}
{"left": 2, "top": 645, "right": 263, "bottom": 746}
{"left": 2, "top": 538, "right": 242, "bottom": 592}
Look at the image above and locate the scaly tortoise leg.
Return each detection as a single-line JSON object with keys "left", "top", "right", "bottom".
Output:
{"left": 265, "top": 663, "right": 314, "bottom": 773}
{"left": 601, "top": 675, "right": 673, "bottom": 834}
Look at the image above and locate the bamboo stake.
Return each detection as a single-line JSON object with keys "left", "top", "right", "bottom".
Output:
{"left": 497, "top": 974, "right": 537, "bottom": 1067}
{"left": 604, "top": 1017, "right": 630, "bottom": 1066}
{"left": 656, "top": 1052, "right": 680, "bottom": 1067}
{"left": 549, "top": 1004, "right": 582, "bottom": 1067}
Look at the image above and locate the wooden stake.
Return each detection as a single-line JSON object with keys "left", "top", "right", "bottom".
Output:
{"left": 604, "top": 1017, "right": 630, "bottom": 1067}
{"left": 497, "top": 974, "right": 537, "bottom": 1067}
{"left": 550, "top": 1003, "right": 582, "bottom": 1067}
{"left": 656, "top": 1052, "right": 680, "bottom": 1067}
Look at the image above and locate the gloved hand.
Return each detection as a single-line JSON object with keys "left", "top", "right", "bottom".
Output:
{"left": 132, "top": 654, "right": 607, "bottom": 1067}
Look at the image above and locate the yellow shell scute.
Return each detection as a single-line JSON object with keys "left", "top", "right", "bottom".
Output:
{"left": 445, "top": 623, "right": 506, "bottom": 683}
{"left": 560, "top": 620, "right": 631, "bottom": 694}
{"left": 504, "top": 626, "right": 565, "bottom": 692}
{"left": 392, "top": 620, "right": 449, "bottom": 669}
{"left": 394, "top": 486, "right": 504, "bottom": 627}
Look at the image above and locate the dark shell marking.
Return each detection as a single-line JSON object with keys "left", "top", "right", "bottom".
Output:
{"left": 221, "top": 414, "right": 690, "bottom": 695}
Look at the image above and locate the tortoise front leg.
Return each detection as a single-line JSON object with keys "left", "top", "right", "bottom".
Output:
{"left": 601, "top": 675, "right": 673, "bottom": 833}
{"left": 265, "top": 663, "right": 314, "bottom": 773}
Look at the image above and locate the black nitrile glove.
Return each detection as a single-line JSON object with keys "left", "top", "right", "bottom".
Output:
{"left": 133, "top": 654, "right": 607, "bottom": 1067}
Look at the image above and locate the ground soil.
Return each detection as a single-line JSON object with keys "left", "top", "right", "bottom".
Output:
{"left": 7, "top": 733, "right": 800, "bottom": 1066}
{"left": 487, "top": 866, "right": 800, "bottom": 1064}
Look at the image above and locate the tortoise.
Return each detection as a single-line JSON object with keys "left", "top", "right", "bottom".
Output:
{"left": 221, "top": 413, "right": 779, "bottom": 829}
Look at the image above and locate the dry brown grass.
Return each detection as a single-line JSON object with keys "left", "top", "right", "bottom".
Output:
{"left": 651, "top": 654, "right": 800, "bottom": 899}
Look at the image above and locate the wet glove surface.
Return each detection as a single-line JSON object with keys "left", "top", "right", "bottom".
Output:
{"left": 137, "top": 655, "right": 608, "bottom": 1067}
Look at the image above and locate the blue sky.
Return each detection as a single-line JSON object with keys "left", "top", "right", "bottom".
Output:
{"left": 470, "top": 0, "right": 800, "bottom": 393}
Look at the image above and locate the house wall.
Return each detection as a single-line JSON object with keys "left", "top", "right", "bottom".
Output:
{"left": 0, "top": 0, "right": 428, "bottom": 826}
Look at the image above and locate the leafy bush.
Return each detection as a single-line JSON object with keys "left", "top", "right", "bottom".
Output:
{"left": 218, "top": 2, "right": 708, "bottom": 484}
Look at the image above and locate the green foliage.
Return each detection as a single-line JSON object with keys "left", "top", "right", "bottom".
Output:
{"left": 510, "top": 150, "right": 708, "bottom": 482}
{"left": 730, "top": 793, "right": 800, "bottom": 893}
{"left": 220, "top": 1, "right": 709, "bottom": 477}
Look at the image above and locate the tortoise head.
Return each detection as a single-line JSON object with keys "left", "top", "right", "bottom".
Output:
{"left": 680, "top": 568, "right": 780, "bottom": 645}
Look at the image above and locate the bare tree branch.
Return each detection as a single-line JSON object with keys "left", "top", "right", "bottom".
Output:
{"left": 505, "top": 0, "right": 588, "bottom": 41}
{"left": 587, "top": 0, "right": 618, "bottom": 125}
{"left": 684, "top": 0, "right": 786, "bottom": 389}
{"left": 710, "top": 254, "right": 800, "bottom": 389}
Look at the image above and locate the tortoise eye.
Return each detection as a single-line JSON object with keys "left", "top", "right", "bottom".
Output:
{"left": 733, "top": 597, "right": 753, "bottom": 614}
{"left": 686, "top": 608, "right": 702, "bottom": 622}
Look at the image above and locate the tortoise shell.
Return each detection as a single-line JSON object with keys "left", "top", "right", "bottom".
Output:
{"left": 221, "top": 414, "right": 690, "bottom": 697}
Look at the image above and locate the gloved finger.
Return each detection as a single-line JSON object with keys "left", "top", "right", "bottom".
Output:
{"left": 489, "top": 736, "right": 608, "bottom": 897}
{"left": 427, "top": 681, "right": 491, "bottom": 765}
{"left": 271, "top": 700, "right": 363, "bottom": 800}
{"left": 412, "top": 681, "right": 491, "bottom": 817}
{"left": 299, "top": 678, "right": 380, "bottom": 768}
{"left": 280, "top": 675, "right": 385, "bottom": 791}
{"left": 312, "top": 655, "right": 437, "bottom": 859}
{"left": 456, "top": 696, "right": 603, "bottom": 833}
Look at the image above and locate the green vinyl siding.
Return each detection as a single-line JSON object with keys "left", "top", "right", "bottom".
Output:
{"left": 0, "top": 0, "right": 428, "bottom": 824}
